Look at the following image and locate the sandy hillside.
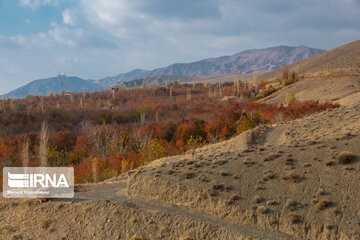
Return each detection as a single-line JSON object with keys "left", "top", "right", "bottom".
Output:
{"left": 258, "top": 71, "right": 360, "bottom": 106}
{"left": 258, "top": 40, "right": 360, "bottom": 82}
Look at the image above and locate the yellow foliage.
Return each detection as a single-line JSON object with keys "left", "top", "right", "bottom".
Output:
{"left": 139, "top": 139, "right": 165, "bottom": 164}
{"left": 285, "top": 92, "right": 296, "bottom": 106}
{"left": 186, "top": 135, "right": 206, "bottom": 149}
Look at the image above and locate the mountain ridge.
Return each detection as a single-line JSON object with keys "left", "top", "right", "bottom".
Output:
{"left": 3, "top": 45, "right": 325, "bottom": 98}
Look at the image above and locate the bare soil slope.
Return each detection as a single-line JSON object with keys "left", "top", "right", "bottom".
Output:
{"left": 259, "top": 72, "right": 360, "bottom": 106}
{"left": 258, "top": 40, "right": 360, "bottom": 82}
{"left": 125, "top": 103, "right": 360, "bottom": 240}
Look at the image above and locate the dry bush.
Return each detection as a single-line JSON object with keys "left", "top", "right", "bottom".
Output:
{"left": 281, "top": 173, "right": 303, "bottom": 183}
{"left": 257, "top": 206, "right": 269, "bottom": 214}
{"left": 21, "top": 138, "right": 30, "bottom": 168}
{"left": 181, "top": 170, "right": 195, "bottom": 179}
{"left": 0, "top": 202, "right": 7, "bottom": 211}
{"left": 315, "top": 200, "right": 332, "bottom": 212}
{"left": 285, "top": 93, "right": 296, "bottom": 106}
{"left": 230, "top": 194, "right": 240, "bottom": 201}
{"left": 41, "top": 218, "right": 52, "bottom": 229}
{"left": 288, "top": 213, "right": 302, "bottom": 224}
{"left": 253, "top": 195, "right": 263, "bottom": 203}
{"left": 325, "top": 160, "right": 335, "bottom": 166}
{"left": 337, "top": 151, "right": 356, "bottom": 164}
{"left": 39, "top": 121, "right": 49, "bottom": 167}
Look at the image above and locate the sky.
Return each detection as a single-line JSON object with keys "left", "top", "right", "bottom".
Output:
{"left": 0, "top": 0, "right": 360, "bottom": 94}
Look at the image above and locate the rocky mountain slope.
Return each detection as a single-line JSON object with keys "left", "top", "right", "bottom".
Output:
{"left": 145, "top": 45, "right": 325, "bottom": 77}
{"left": 104, "top": 45, "right": 325, "bottom": 86}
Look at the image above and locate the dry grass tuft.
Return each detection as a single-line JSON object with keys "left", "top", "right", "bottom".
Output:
{"left": 130, "top": 236, "right": 143, "bottom": 240}
{"left": 288, "top": 213, "right": 302, "bottom": 224}
{"left": 281, "top": 173, "right": 303, "bottom": 183}
{"left": 230, "top": 194, "right": 240, "bottom": 201}
{"left": 41, "top": 218, "right": 52, "bottom": 229}
{"left": 257, "top": 206, "right": 269, "bottom": 214}
{"left": 337, "top": 151, "right": 356, "bottom": 164}
{"left": 253, "top": 195, "right": 264, "bottom": 203}
{"left": 0, "top": 202, "right": 7, "bottom": 211}
{"left": 325, "top": 160, "right": 335, "bottom": 166}
{"left": 182, "top": 170, "right": 195, "bottom": 179}
{"left": 315, "top": 200, "right": 332, "bottom": 212}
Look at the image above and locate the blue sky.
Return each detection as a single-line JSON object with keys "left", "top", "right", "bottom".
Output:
{"left": 0, "top": 0, "right": 360, "bottom": 94}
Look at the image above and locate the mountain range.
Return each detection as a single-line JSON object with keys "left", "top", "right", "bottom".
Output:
{"left": 3, "top": 45, "right": 325, "bottom": 98}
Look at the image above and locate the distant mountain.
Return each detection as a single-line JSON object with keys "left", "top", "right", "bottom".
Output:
{"left": 3, "top": 45, "right": 326, "bottom": 98}
{"left": 3, "top": 76, "right": 98, "bottom": 99}
{"left": 123, "top": 75, "right": 197, "bottom": 88}
{"left": 97, "top": 69, "right": 148, "bottom": 88}
{"left": 107, "top": 45, "right": 326, "bottom": 86}
{"left": 143, "top": 45, "right": 325, "bottom": 77}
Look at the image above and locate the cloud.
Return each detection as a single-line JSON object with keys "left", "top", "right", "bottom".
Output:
{"left": 62, "top": 9, "right": 76, "bottom": 25}
{"left": 19, "top": 0, "right": 59, "bottom": 9}
{"left": 1, "top": 0, "right": 360, "bottom": 95}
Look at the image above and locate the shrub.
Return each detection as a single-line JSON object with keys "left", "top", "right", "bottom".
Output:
{"left": 337, "top": 151, "right": 356, "bottom": 164}
{"left": 139, "top": 139, "right": 165, "bottom": 163}
{"left": 41, "top": 218, "right": 52, "bottom": 229}
{"left": 288, "top": 213, "right": 302, "bottom": 224}
{"left": 261, "top": 87, "right": 278, "bottom": 98}
{"left": 315, "top": 200, "right": 332, "bottom": 212}
{"left": 186, "top": 135, "right": 206, "bottom": 150}
{"left": 236, "top": 114, "right": 261, "bottom": 134}
{"left": 285, "top": 93, "right": 296, "bottom": 106}
{"left": 13, "top": 102, "right": 27, "bottom": 111}
{"left": 284, "top": 77, "right": 295, "bottom": 86}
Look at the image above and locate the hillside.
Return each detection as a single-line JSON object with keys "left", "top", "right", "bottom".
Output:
{"left": 258, "top": 40, "right": 360, "bottom": 82}
{"left": 2, "top": 76, "right": 98, "bottom": 98}
{"left": 97, "top": 45, "right": 325, "bottom": 87}
{"left": 145, "top": 45, "right": 325, "bottom": 77}
{"left": 257, "top": 40, "right": 360, "bottom": 106}
{"left": 97, "top": 69, "right": 148, "bottom": 87}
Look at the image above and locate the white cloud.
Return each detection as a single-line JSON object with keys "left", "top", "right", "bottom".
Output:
{"left": 48, "top": 27, "right": 85, "bottom": 47}
{"left": 2, "top": 0, "right": 360, "bottom": 95}
{"left": 19, "top": 0, "right": 59, "bottom": 9}
{"left": 62, "top": 9, "right": 76, "bottom": 25}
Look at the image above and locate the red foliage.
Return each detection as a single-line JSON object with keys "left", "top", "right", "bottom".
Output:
{"left": 0, "top": 83, "right": 340, "bottom": 186}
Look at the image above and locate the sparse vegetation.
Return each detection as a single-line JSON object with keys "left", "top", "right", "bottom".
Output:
{"left": 285, "top": 93, "right": 296, "bottom": 106}
{"left": 41, "top": 218, "right": 52, "bottom": 229}
{"left": 315, "top": 200, "right": 332, "bottom": 212}
{"left": 337, "top": 151, "right": 356, "bottom": 164}
{"left": 281, "top": 173, "right": 303, "bottom": 183}
{"left": 288, "top": 213, "right": 302, "bottom": 224}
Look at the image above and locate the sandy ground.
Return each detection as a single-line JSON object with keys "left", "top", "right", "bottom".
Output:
{"left": 258, "top": 73, "right": 360, "bottom": 107}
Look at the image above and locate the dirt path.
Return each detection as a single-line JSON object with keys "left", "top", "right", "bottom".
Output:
{"left": 73, "top": 183, "right": 301, "bottom": 240}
